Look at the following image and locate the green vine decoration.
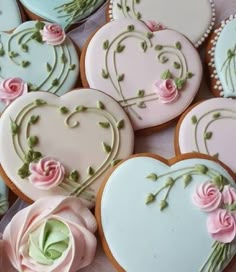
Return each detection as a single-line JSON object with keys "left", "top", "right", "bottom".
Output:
{"left": 116, "top": 0, "right": 142, "bottom": 19}
{"left": 221, "top": 45, "right": 236, "bottom": 93}
{"left": 10, "top": 99, "right": 123, "bottom": 203}
{"left": 191, "top": 108, "right": 236, "bottom": 159}
{"left": 0, "top": 21, "right": 76, "bottom": 93}
{"left": 55, "top": 0, "right": 98, "bottom": 29}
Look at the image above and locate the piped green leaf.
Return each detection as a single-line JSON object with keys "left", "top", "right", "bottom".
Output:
{"left": 116, "top": 119, "right": 124, "bottom": 129}
{"left": 146, "top": 173, "right": 158, "bottom": 181}
{"left": 102, "top": 142, "right": 111, "bottom": 153}
{"left": 146, "top": 194, "right": 155, "bottom": 204}
{"left": 98, "top": 122, "right": 110, "bottom": 128}
{"left": 97, "top": 101, "right": 105, "bottom": 110}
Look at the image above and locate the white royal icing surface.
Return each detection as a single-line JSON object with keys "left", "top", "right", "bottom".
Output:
{"left": 209, "top": 15, "right": 236, "bottom": 97}
{"left": 101, "top": 156, "right": 236, "bottom": 271}
{"left": 0, "top": 89, "right": 134, "bottom": 208}
{"left": 19, "top": 0, "right": 105, "bottom": 29}
{"left": 0, "top": 21, "right": 80, "bottom": 112}
{"left": 177, "top": 98, "right": 236, "bottom": 172}
{"left": 84, "top": 19, "right": 202, "bottom": 131}
{"left": 109, "top": 0, "right": 215, "bottom": 47}
{"left": 0, "top": 0, "right": 22, "bottom": 32}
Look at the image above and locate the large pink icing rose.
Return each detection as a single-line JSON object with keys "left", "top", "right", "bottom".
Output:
{"left": 0, "top": 78, "right": 27, "bottom": 105}
{"left": 146, "top": 21, "right": 166, "bottom": 32}
{"left": 207, "top": 208, "right": 236, "bottom": 243}
{"left": 222, "top": 185, "right": 236, "bottom": 205}
{"left": 29, "top": 157, "right": 65, "bottom": 190}
{"left": 40, "top": 23, "right": 66, "bottom": 45}
{"left": 155, "top": 79, "right": 179, "bottom": 104}
{"left": 3, "top": 196, "right": 97, "bottom": 272}
{"left": 192, "top": 182, "right": 222, "bottom": 212}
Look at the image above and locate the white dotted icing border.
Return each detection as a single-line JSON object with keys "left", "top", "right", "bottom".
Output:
{"left": 108, "top": 0, "right": 215, "bottom": 48}
{"left": 207, "top": 14, "right": 236, "bottom": 96}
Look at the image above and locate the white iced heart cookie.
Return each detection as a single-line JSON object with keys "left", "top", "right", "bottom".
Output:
{"left": 176, "top": 98, "right": 236, "bottom": 172}
{"left": 108, "top": 0, "right": 215, "bottom": 47}
{"left": 82, "top": 19, "right": 203, "bottom": 131}
{"left": 19, "top": 0, "right": 105, "bottom": 29}
{"left": 0, "top": 0, "right": 22, "bottom": 32}
{"left": 207, "top": 15, "right": 236, "bottom": 98}
{"left": 0, "top": 89, "right": 134, "bottom": 208}
{"left": 96, "top": 154, "right": 236, "bottom": 272}
{"left": 0, "top": 20, "right": 79, "bottom": 113}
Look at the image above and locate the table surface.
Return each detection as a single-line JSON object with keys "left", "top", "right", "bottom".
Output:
{"left": 1, "top": 1, "right": 236, "bottom": 271}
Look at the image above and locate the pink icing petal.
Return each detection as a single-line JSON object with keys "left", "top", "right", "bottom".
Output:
{"left": 222, "top": 185, "right": 236, "bottom": 205}
{"left": 40, "top": 24, "right": 66, "bottom": 46}
{"left": 154, "top": 79, "right": 179, "bottom": 104}
{"left": 207, "top": 209, "right": 236, "bottom": 243}
{"left": 0, "top": 78, "right": 27, "bottom": 105}
{"left": 3, "top": 196, "right": 97, "bottom": 272}
{"left": 192, "top": 182, "right": 222, "bottom": 212}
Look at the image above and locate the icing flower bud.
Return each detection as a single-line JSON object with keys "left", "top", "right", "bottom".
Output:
{"left": 40, "top": 23, "right": 66, "bottom": 45}
{"left": 192, "top": 182, "right": 222, "bottom": 212}
{"left": 222, "top": 185, "right": 236, "bottom": 205}
{"left": 155, "top": 79, "right": 179, "bottom": 104}
{"left": 207, "top": 209, "right": 236, "bottom": 243}
{"left": 29, "top": 157, "right": 65, "bottom": 190}
{"left": 0, "top": 78, "right": 27, "bottom": 105}
{"left": 3, "top": 196, "right": 97, "bottom": 272}
{"left": 146, "top": 21, "right": 166, "bottom": 32}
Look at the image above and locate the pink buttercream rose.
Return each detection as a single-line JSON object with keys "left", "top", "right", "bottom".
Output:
{"left": 146, "top": 20, "right": 166, "bottom": 32}
{"left": 192, "top": 182, "right": 222, "bottom": 212}
{"left": 207, "top": 208, "right": 236, "bottom": 243}
{"left": 3, "top": 196, "right": 97, "bottom": 272}
{"left": 29, "top": 157, "right": 65, "bottom": 190}
{"left": 40, "top": 23, "right": 66, "bottom": 45}
{"left": 155, "top": 79, "right": 179, "bottom": 103}
{"left": 222, "top": 185, "right": 236, "bottom": 205}
{"left": 0, "top": 78, "right": 27, "bottom": 105}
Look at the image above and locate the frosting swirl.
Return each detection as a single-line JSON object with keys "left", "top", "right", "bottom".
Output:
{"left": 3, "top": 196, "right": 97, "bottom": 272}
{"left": 29, "top": 157, "right": 65, "bottom": 190}
{"left": 40, "top": 24, "right": 66, "bottom": 46}
{"left": 154, "top": 79, "right": 178, "bottom": 104}
{"left": 222, "top": 185, "right": 236, "bottom": 205}
{"left": 146, "top": 21, "right": 166, "bottom": 32}
{"left": 207, "top": 208, "right": 236, "bottom": 243}
{"left": 192, "top": 181, "right": 222, "bottom": 212}
{"left": 0, "top": 78, "right": 27, "bottom": 105}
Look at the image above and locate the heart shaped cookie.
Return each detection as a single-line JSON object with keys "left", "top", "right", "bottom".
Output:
{"left": 175, "top": 98, "right": 236, "bottom": 172}
{"left": 19, "top": 0, "right": 105, "bottom": 29}
{"left": 0, "top": 89, "right": 134, "bottom": 208}
{"left": 108, "top": 0, "right": 215, "bottom": 47}
{"left": 0, "top": 20, "right": 79, "bottom": 111}
{"left": 96, "top": 153, "right": 236, "bottom": 272}
{"left": 0, "top": 0, "right": 22, "bottom": 32}
{"left": 81, "top": 19, "right": 203, "bottom": 132}
{"left": 207, "top": 15, "right": 236, "bottom": 98}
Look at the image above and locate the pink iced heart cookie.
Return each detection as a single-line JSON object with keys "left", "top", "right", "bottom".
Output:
{"left": 176, "top": 98, "right": 236, "bottom": 172}
{"left": 96, "top": 153, "right": 236, "bottom": 272}
{"left": 81, "top": 19, "right": 203, "bottom": 132}
{"left": 0, "top": 89, "right": 134, "bottom": 208}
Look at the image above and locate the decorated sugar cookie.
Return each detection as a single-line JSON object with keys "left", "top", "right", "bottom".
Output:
{"left": 96, "top": 153, "right": 236, "bottom": 272}
{"left": 0, "top": 0, "right": 23, "bottom": 32}
{"left": 3, "top": 196, "right": 97, "bottom": 271}
{"left": 19, "top": 0, "right": 105, "bottom": 29}
{"left": 81, "top": 19, "right": 203, "bottom": 132}
{"left": 0, "top": 89, "right": 134, "bottom": 208}
{"left": 0, "top": 179, "right": 8, "bottom": 216}
{"left": 176, "top": 98, "right": 236, "bottom": 172}
{"left": 207, "top": 15, "right": 236, "bottom": 98}
{"left": 0, "top": 20, "right": 80, "bottom": 113}
{"left": 108, "top": 0, "right": 215, "bottom": 47}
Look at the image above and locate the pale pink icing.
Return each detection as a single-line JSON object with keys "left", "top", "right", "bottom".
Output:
{"left": 2, "top": 196, "right": 97, "bottom": 272}
{"left": 28, "top": 157, "right": 65, "bottom": 190}
{"left": 192, "top": 182, "right": 222, "bottom": 212}
{"left": 222, "top": 185, "right": 236, "bottom": 205}
{"left": 0, "top": 78, "right": 27, "bottom": 105}
{"left": 207, "top": 208, "right": 236, "bottom": 243}
{"left": 40, "top": 23, "right": 66, "bottom": 45}
{"left": 154, "top": 79, "right": 179, "bottom": 104}
{"left": 146, "top": 21, "right": 166, "bottom": 32}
